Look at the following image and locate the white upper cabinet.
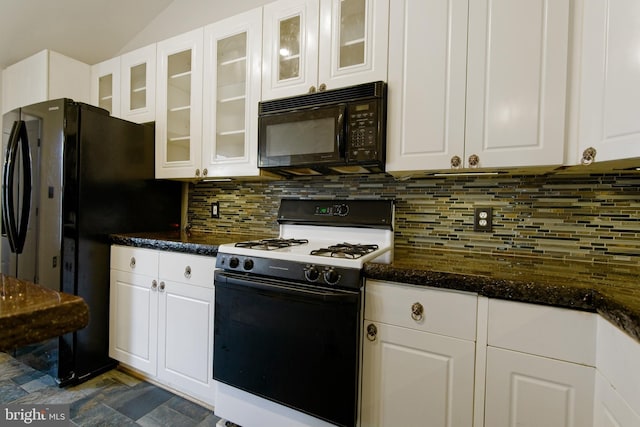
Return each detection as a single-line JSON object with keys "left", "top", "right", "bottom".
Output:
{"left": 262, "top": 0, "right": 388, "bottom": 100}
{"left": 570, "top": 0, "right": 640, "bottom": 166}
{"left": 91, "top": 57, "right": 121, "bottom": 117}
{"left": 2, "top": 50, "right": 90, "bottom": 114}
{"left": 155, "top": 28, "right": 204, "bottom": 179}
{"left": 465, "top": 0, "right": 569, "bottom": 169}
{"left": 317, "top": 0, "right": 389, "bottom": 91}
{"left": 386, "top": 0, "right": 468, "bottom": 174}
{"left": 387, "top": 0, "right": 570, "bottom": 174}
{"left": 262, "top": 0, "right": 319, "bottom": 100}
{"left": 202, "top": 8, "right": 263, "bottom": 178}
{"left": 120, "top": 44, "right": 156, "bottom": 123}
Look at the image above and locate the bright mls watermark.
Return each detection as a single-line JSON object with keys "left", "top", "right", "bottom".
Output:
{"left": 1, "top": 405, "right": 70, "bottom": 426}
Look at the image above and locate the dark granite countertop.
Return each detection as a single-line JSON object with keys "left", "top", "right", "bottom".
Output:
{"left": 110, "top": 230, "right": 272, "bottom": 256}
{"left": 0, "top": 275, "right": 89, "bottom": 350}
{"left": 365, "top": 248, "right": 640, "bottom": 343}
{"left": 109, "top": 233, "right": 640, "bottom": 344}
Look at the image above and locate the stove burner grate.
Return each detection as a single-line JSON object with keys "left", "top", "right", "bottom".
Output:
{"left": 310, "top": 243, "right": 379, "bottom": 259}
{"left": 235, "top": 238, "right": 309, "bottom": 251}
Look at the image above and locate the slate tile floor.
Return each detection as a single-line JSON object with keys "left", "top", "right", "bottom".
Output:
{"left": 0, "top": 348, "right": 222, "bottom": 426}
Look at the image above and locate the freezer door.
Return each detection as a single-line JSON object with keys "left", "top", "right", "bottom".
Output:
{"left": 1, "top": 110, "right": 41, "bottom": 284}
{"left": 1, "top": 99, "right": 66, "bottom": 291}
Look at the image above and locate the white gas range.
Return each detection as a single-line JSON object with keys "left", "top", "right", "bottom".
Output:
{"left": 213, "top": 199, "right": 394, "bottom": 427}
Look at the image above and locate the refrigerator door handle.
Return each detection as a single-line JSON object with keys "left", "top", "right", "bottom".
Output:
{"left": 1, "top": 120, "right": 32, "bottom": 254}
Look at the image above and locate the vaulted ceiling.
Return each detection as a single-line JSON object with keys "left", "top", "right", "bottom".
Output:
{"left": 0, "top": 0, "right": 174, "bottom": 69}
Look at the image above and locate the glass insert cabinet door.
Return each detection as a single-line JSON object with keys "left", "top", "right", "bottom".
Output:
{"left": 202, "top": 8, "right": 262, "bottom": 178}
{"left": 318, "top": 0, "right": 389, "bottom": 88}
{"left": 98, "top": 74, "right": 113, "bottom": 113}
{"left": 166, "top": 49, "right": 192, "bottom": 163}
{"left": 337, "top": 0, "right": 367, "bottom": 69}
{"left": 120, "top": 44, "right": 156, "bottom": 124}
{"left": 278, "top": 15, "right": 302, "bottom": 82}
{"left": 155, "top": 28, "right": 204, "bottom": 179}
{"left": 263, "top": 0, "right": 388, "bottom": 100}
{"left": 262, "top": 0, "right": 319, "bottom": 100}
{"left": 215, "top": 33, "right": 248, "bottom": 160}
{"left": 91, "top": 56, "right": 121, "bottom": 117}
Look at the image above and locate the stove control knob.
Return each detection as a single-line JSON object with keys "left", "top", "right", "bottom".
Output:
{"left": 243, "top": 259, "right": 254, "bottom": 270}
{"left": 324, "top": 268, "right": 341, "bottom": 285}
{"left": 229, "top": 257, "right": 240, "bottom": 269}
{"left": 304, "top": 265, "right": 320, "bottom": 282}
{"left": 336, "top": 204, "right": 349, "bottom": 216}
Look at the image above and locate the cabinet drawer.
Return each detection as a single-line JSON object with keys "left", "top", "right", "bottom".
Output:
{"left": 365, "top": 280, "right": 478, "bottom": 341}
{"left": 110, "top": 245, "right": 158, "bottom": 277}
{"left": 488, "top": 299, "right": 597, "bottom": 366}
{"left": 158, "top": 251, "right": 215, "bottom": 288}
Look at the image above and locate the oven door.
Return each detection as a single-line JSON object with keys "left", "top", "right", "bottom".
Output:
{"left": 258, "top": 104, "right": 346, "bottom": 168}
{"left": 214, "top": 270, "right": 360, "bottom": 427}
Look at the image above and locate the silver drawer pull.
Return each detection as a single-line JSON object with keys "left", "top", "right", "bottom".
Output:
{"left": 366, "top": 323, "right": 377, "bottom": 342}
{"left": 411, "top": 302, "right": 424, "bottom": 321}
{"left": 184, "top": 266, "right": 192, "bottom": 279}
{"left": 159, "top": 281, "right": 165, "bottom": 292}
{"left": 130, "top": 257, "right": 136, "bottom": 269}
{"left": 151, "top": 280, "right": 158, "bottom": 291}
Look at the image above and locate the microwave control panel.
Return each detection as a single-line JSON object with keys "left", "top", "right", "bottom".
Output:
{"left": 347, "top": 100, "right": 380, "bottom": 162}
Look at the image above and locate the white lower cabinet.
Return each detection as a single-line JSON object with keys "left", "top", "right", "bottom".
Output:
{"left": 594, "top": 316, "right": 640, "bottom": 426}
{"left": 485, "top": 347, "right": 595, "bottom": 427}
{"left": 485, "top": 299, "right": 597, "bottom": 427}
{"left": 361, "top": 280, "right": 478, "bottom": 427}
{"left": 109, "top": 245, "right": 215, "bottom": 406}
{"left": 594, "top": 371, "right": 640, "bottom": 427}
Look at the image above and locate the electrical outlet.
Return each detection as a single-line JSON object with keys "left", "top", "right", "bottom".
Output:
{"left": 474, "top": 207, "right": 493, "bottom": 231}
{"left": 211, "top": 201, "right": 220, "bottom": 218}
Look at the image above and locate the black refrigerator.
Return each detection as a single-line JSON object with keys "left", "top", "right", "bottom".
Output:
{"left": 1, "top": 98, "right": 182, "bottom": 386}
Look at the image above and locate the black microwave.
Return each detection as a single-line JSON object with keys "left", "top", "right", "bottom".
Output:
{"left": 258, "top": 81, "right": 387, "bottom": 176}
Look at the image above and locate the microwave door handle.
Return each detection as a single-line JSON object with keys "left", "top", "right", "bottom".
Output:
{"left": 337, "top": 104, "right": 346, "bottom": 158}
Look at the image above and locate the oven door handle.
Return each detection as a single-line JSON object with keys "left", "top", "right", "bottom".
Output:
{"left": 215, "top": 271, "right": 360, "bottom": 303}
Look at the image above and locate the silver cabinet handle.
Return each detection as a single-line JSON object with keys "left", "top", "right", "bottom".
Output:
{"left": 581, "top": 147, "right": 597, "bottom": 165}
{"left": 411, "top": 302, "right": 424, "bottom": 321}
{"left": 318, "top": 83, "right": 327, "bottom": 92}
{"left": 184, "top": 266, "right": 192, "bottom": 279}
{"left": 308, "top": 85, "right": 317, "bottom": 93}
{"left": 195, "top": 168, "right": 201, "bottom": 177}
{"left": 151, "top": 280, "right": 158, "bottom": 291}
{"left": 468, "top": 154, "right": 480, "bottom": 168}
{"left": 130, "top": 257, "right": 136, "bottom": 269}
{"left": 159, "top": 281, "right": 165, "bottom": 292}
{"left": 366, "top": 323, "right": 377, "bottom": 342}
{"left": 202, "top": 168, "right": 208, "bottom": 177}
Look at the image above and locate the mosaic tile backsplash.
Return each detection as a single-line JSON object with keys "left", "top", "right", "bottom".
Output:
{"left": 187, "top": 173, "right": 640, "bottom": 265}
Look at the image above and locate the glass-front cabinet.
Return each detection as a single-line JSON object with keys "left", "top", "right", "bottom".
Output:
{"left": 155, "top": 28, "right": 204, "bottom": 179}
{"left": 91, "top": 57, "right": 121, "bottom": 117}
{"left": 120, "top": 44, "right": 156, "bottom": 123}
{"left": 262, "top": 0, "right": 389, "bottom": 100}
{"left": 202, "top": 8, "right": 263, "bottom": 178}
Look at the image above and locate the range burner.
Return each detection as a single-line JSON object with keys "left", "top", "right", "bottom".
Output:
{"left": 310, "top": 243, "right": 380, "bottom": 259}
{"left": 235, "top": 238, "right": 309, "bottom": 251}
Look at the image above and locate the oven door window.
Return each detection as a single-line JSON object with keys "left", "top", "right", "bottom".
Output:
{"left": 214, "top": 272, "right": 360, "bottom": 427}
{"left": 258, "top": 104, "right": 346, "bottom": 167}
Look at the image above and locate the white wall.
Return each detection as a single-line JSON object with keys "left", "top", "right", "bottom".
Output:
{"left": 119, "top": 0, "right": 273, "bottom": 54}
{"left": 0, "top": 69, "right": 3, "bottom": 117}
